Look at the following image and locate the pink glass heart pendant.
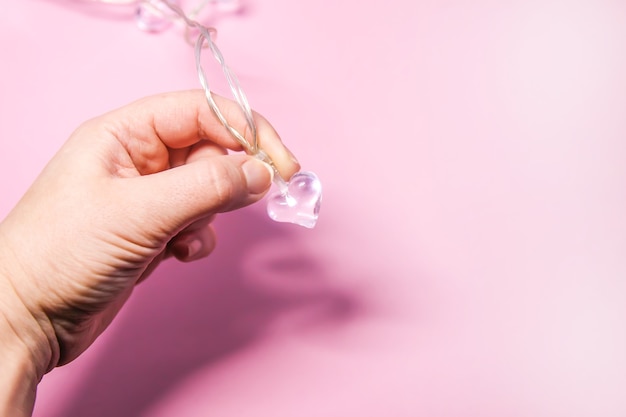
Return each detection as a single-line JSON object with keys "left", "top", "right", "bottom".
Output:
{"left": 267, "top": 171, "right": 322, "bottom": 228}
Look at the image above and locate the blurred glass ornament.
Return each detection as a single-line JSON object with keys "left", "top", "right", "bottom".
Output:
{"left": 135, "top": 0, "right": 243, "bottom": 33}
{"left": 136, "top": 0, "right": 179, "bottom": 32}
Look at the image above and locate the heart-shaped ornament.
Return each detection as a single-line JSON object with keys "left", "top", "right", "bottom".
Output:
{"left": 267, "top": 171, "right": 322, "bottom": 228}
{"left": 135, "top": 0, "right": 178, "bottom": 33}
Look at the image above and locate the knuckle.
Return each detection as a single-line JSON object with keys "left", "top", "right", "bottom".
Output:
{"left": 202, "top": 160, "right": 242, "bottom": 209}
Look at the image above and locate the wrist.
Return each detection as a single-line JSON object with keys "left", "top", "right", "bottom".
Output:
{"left": 0, "top": 232, "right": 59, "bottom": 380}
{"left": 0, "top": 310, "right": 41, "bottom": 417}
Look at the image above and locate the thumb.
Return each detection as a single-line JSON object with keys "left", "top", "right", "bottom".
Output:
{"left": 123, "top": 154, "right": 274, "bottom": 234}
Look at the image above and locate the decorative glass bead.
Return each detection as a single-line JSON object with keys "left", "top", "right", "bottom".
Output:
{"left": 267, "top": 171, "right": 322, "bottom": 228}
{"left": 135, "top": 0, "right": 179, "bottom": 33}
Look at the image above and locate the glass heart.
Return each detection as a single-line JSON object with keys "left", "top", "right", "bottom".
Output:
{"left": 135, "top": 0, "right": 178, "bottom": 33}
{"left": 267, "top": 171, "right": 322, "bottom": 228}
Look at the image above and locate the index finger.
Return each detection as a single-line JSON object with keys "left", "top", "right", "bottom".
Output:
{"left": 105, "top": 89, "right": 300, "bottom": 180}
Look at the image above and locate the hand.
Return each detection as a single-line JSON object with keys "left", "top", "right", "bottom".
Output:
{"left": 0, "top": 90, "right": 300, "bottom": 401}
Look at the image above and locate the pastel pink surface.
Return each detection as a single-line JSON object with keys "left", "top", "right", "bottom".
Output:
{"left": 1, "top": 1, "right": 626, "bottom": 416}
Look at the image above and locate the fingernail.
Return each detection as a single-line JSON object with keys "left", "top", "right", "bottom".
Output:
{"left": 186, "top": 239, "right": 202, "bottom": 258}
{"left": 172, "top": 238, "right": 202, "bottom": 260}
{"left": 286, "top": 146, "right": 300, "bottom": 166}
{"left": 242, "top": 158, "right": 274, "bottom": 194}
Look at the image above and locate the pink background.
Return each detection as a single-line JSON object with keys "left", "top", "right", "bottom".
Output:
{"left": 2, "top": 0, "right": 626, "bottom": 415}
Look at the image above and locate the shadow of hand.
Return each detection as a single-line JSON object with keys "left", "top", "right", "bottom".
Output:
{"left": 51, "top": 208, "right": 360, "bottom": 417}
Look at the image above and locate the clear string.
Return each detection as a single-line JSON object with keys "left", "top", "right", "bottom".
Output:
{"left": 194, "top": 27, "right": 257, "bottom": 153}
{"left": 159, "top": 1, "right": 256, "bottom": 149}
{"left": 187, "top": 0, "right": 211, "bottom": 17}
{"left": 157, "top": 0, "right": 289, "bottom": 191}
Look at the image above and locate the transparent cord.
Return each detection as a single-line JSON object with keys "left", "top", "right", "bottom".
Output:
{"left": 157, "top": 1, "right": 290, "bottom": 187}
{"left": 88, "top": 0, "right": 321, "bottom": 227}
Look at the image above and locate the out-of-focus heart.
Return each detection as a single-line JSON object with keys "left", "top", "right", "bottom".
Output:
{"left": 267, "top": 171, "right": 322, "bottom": 228}
{"left": 135, "top": 0, "right": 178, "bottom": 33}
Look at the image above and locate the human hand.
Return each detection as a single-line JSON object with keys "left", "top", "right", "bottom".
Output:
{"left": 0, "top": 90, "right": 300, "bottom": 388}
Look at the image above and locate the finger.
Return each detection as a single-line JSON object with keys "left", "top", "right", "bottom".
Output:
{"left": 122, "top": 153, "right": 274, "bottom": 235}
{"left": 164, "top": 214, "right": 217, "bottom": 259}
{"left": 103, "top": 90, "right": 300, "bottom": 179}
{"left": 255, "top": 115, "right": 301, "bottom": 180}
{"left": 138, "top": 215, "right": 217, "bottom": 283}
{"left": 168, "top": 223, "right": 217, "bottom": 262}
{"left": 169, "top": 141, "right": 227, "bottom": 169}
{"left": 137, "top": 250, "right": 167, "bottom": 284}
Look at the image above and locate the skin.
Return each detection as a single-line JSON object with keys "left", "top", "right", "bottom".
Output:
{"left": 0, "top": 90, "right": 300, "bottom": 416}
